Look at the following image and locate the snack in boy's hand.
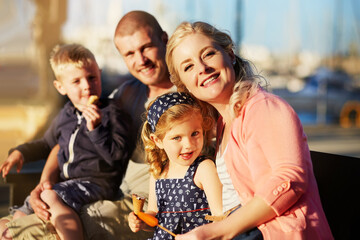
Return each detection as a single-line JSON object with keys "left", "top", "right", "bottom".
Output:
{"left": 132, "top": 193, "right": 145, "bottom": 215}
{"left": 87, "top": 95, "right": 99, "bottom": 105}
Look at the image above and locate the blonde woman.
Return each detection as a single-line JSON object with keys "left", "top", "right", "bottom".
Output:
{"left": 166, "top": 21, "right": 333, "bottom": 240}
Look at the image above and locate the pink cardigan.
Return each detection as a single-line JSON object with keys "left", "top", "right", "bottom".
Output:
{"left": 220, "top": 89, "right": 333, "bottom": 239}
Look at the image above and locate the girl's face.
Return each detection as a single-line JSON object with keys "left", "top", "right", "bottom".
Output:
{"left": 153, "top": 112, "right": 204, "bottom": 169}
{"left": 172, "top": 33, "right": 235, "bottom": 105}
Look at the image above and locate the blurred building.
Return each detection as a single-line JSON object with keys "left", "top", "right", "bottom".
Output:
{"left": 0, "top": 0, "right": 359, "bottom": 162}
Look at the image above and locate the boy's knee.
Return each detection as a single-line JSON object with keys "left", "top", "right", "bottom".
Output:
{"left": 40, "top": 189, "right": 59, "bottom": 204}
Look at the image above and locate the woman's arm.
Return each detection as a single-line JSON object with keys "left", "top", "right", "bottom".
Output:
{"left": 194, "top": 159, "right": 223, "bottom": 216}
{"left": 176, "top": 195, "right": 276, "bottom": 240}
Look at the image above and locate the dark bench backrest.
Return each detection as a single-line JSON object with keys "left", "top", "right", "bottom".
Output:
{"left": 311, "top": 150, "right": 359, "bottom": 239}
{"left": 4, "top": 152, "right": 359, "bottom": 239}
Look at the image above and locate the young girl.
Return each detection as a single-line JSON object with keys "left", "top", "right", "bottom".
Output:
{"left": 128, "top": 92, "right": 222, "bottom": 239}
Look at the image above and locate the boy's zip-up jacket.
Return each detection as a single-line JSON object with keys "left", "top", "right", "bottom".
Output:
{"left": 12, "top": 99, "right": 133, "bottom": 188}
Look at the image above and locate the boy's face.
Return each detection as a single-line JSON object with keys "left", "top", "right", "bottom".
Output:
{"left": 53, "top": 61, "right": 102, "bottom": 111}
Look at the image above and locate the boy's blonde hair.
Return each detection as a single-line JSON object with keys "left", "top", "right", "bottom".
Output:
{"left": 141, "top": 98, "right": 214, "bottom": 178}
{"left": 49, "top": 43, "right": 97, "bottom": 80}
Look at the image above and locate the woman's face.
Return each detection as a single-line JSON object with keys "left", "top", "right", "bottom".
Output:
{"left": 172, "top": 33, "right": 235, "bottom": 105}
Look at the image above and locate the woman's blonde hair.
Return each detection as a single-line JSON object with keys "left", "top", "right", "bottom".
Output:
{"left": 141, "top": 96, "right": 214, "bottom": 178}
{"left": 166, "top": 21, "right": 265, "bottom": 118}
{"left": 49, "top": 43, "right": 97, "bottom": 80}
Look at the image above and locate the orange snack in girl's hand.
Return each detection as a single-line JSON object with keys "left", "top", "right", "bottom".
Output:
{"left": 137, "top": 212, "right": 176, "bottom": 237}
{"left": 137, "top": 212, "right": 158, "bottom": 227}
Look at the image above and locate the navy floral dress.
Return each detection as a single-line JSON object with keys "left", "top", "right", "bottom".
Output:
{"left": 152, "top": 156, "right": 211, "bottom": 239}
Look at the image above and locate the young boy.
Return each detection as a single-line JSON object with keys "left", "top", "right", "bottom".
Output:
{"left": 0, "top": 44, "right": 133, "bottom": 240}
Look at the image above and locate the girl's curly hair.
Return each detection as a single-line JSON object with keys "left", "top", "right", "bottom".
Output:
{"left": 141, "top": 94, "right": 215, "bottom": 178}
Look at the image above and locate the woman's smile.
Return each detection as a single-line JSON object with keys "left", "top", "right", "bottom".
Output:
{"left": 173, "top": 33, "right": 235, "bottom": 104}
{"left": 200, "top": 73, "right": 220, "bottom": 87}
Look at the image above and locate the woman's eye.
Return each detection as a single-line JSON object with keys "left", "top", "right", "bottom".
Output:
{"left": 184, "top": 64, "right": 193, "bottom": 72}
{"left": 203, "top": 50, "right": 215, "bottom": 58}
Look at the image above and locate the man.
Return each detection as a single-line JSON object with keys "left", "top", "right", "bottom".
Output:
{"left": 81, "top": 10, "right": 175, "bottom": 239}
{"left": 1, "top": 11, "right": 175, "bottom": 240}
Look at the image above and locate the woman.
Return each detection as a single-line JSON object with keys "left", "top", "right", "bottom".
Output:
{"left": 166, "top": 21, "right": 333, "bottom": 240}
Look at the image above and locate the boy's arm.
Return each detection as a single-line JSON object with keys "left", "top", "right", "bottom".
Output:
{"left": 0, "top": 150, "right": 24, "bottom": 178}
{"left": 4, "top": 112, "right": 60, "bottom": 170}
{"left": 39, "top": 144, "right": 60, "bottom": 184}
{"left": 87, "top": 101, "right": 134, "bottom": 166}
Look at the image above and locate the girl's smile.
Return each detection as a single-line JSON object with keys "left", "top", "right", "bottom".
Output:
{"left": 180, "top": 151, "right": 194, "bottom": 160}
{"left": 153, "top": 112, "right": 204, "bottom": 170}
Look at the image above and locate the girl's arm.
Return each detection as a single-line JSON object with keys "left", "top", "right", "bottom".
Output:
{"left": 129, "top": 174, "right": 158, "bottom": 233}
{"left": 176, "top": 195, "right": 276, "bottom": 240}
{"left": 194, "top": 159, "right": 223, "bottom": 216}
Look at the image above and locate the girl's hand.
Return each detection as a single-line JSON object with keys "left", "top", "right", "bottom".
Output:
{"left": 83, "top": 104, "right": 101, "bottom": 131}
{"left": 128, "top": 212, "right": 147, "bottom": 233}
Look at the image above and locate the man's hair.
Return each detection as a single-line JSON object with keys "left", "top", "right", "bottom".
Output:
{"left": 114, "top": 10, "right": 164, "bottom": 39}
{"left": 49, "top": 43, "right": 96, "bottom": 80}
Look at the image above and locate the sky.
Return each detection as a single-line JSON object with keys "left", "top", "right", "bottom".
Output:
{"left": 1, "top": 0, "right": 359, "bottom": 60}
{"left": 241, "top": 0, "right": 360, "bottom": 56}
{"left": 61, "top": 0, "right": 360, "bottom": 57}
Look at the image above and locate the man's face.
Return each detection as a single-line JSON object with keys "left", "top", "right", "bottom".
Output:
{"left": 114, "top": 28, "right": 168, "bottom": 87}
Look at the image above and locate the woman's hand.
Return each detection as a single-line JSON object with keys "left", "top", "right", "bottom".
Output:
{"left": 177, "top": 196, "right": 276, "bottom": 239}
{"left": 175, "top": 226, "right": 210, "bottom": 240}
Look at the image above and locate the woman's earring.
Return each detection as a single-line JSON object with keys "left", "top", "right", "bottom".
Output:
{"left": 232, "top": 59, "right": 236, "bottom": 65}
